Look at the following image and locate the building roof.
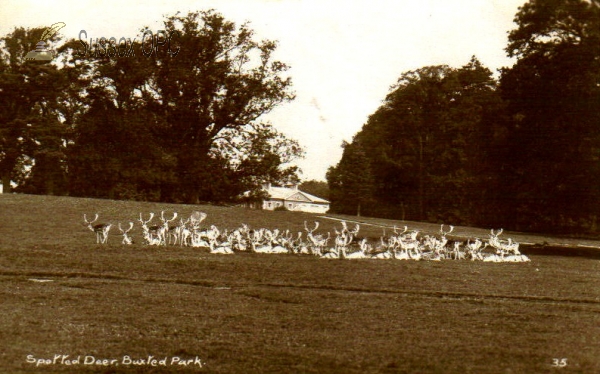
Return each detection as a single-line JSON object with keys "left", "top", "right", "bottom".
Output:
{"left": 265, "top": 185, "right": 330, "bottom": 204}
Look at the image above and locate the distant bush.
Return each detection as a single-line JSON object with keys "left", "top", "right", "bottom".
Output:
{"left": 274, "top": 205, "right": 288, "bottom": 212}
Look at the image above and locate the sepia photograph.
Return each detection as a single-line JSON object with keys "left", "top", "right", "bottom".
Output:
{"left": 0, "top": 0, "right": 599, "bottom": 372}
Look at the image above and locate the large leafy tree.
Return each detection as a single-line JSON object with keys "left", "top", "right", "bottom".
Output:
{"left": 147, "top": 10, "right": 296, "bottom": 203}
{"left": 330, "top": 58, "right": 504, "bottom": 224}
{"left": 67, "top": 88, "right": 177, "bottom": 201}
{"left": 444, "top": 57, "right": 508, "bottom": 226}
{"left": 500, "top": 0, "right": 600, "bottom": 232}
{"left": 6, "top": 10, "right": 300, "bottom": 202}
{"left": 59, "top": 37, "right": 177, "bottom": 201}
{"left": 379, "top": 65, "right": 457, "bottom": 221}
{"left": 209, "top": 121, "right": 303, "bottom": 201}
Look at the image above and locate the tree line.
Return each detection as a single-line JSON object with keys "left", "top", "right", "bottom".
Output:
{"left": 328, "top": 0, "right": 600, "bottom": 234}
{"left": 0, "top": 10, "right": 302, "bottom": 203}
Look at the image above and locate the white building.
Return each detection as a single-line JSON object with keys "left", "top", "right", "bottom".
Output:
{"left": 249, "top": 183, "right": 330, "bottom": 214}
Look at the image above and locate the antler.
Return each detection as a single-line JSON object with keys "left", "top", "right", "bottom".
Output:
{"left": 191, "top": 211, "right": 207, "bottom": 223}
{"left": 139, "top": 212, "right": 154, "bottom": 226}
{"left": 440, "top": 224, "right": 454, "bottom": 236}
{"left": 490, "top": 228, "right": 504, "bottom": 237}
{"left": 359, "top": 238, "right": 368, "bottom": 251}
{"left": 304, "top": 221, "right": 319, "bottom": 234}
{"left": 83, "top": 213, "right": 99, "bottom": 225}
{"left": 343, "top": 233, "right": 354, "bottom": 247}
{"left": 198, "top": 212, "right": 207, "bottom": 223}
{"left": 160, "top": 211, "right": 178, "bottom": 224}
{"left": 118, "top": 222, "right": 134, "bottom": 233}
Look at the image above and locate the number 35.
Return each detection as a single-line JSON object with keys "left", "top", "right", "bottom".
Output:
{"left": 552, "top": 358, "right": 567, "bottom": 367}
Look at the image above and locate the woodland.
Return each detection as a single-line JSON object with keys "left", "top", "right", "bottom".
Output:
{"left": 328, "top": 0, "right": 600, "bottom": 233}
{"left": 1, "top": 1, "right": 600, "bottom": 234}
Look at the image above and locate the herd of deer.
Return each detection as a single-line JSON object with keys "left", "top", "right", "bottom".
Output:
{"left": 83, "top": 212, "right": 530, "bottom": 262}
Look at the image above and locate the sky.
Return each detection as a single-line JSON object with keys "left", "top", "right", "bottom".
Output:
{"left": 0, "top": 0, "right": 527, "bottom": 182}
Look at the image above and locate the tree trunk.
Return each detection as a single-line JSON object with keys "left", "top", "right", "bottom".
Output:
{"left": 357, "top": 201, "right": 361, "bottom": 217}
{"left": 188, "top": 190, "right": 200, "bottom": 205}
{"left": 1, "top": 174, "right": 10, "bottom": 193}
{"left": 400, "top": 201, "right": 406, "bottom": 221}
{"left": 418, "top": 134, "right": 424, "bottom": 221}
{"left": 183, "top": 145, "right": 210, "bottom": 205}
{"left": 46, "top": 177, "right": 55, "bottom": 196}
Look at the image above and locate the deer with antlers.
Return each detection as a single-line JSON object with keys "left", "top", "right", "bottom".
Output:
{"left": 118, "top": 222, "right": 134, "bottom": 245}
{"left": 189, "top": 212, "right": 209, "bottom": 247}
{"left": 83, "top": 214, "right": 112, "bottom": 244}
{"left": 344, "top": 238, "right": 370, "bottom": 259}
{"left": 333, "top": 221, "right": 360, "bottom": 259}
{"left": 488, "top": 228, "right": 504, "bottom": 249}
{"left": 157, "top": 211, "right": 178, "bottom": 246}
{"left": 304, "top": 221, "right": 330, "bottom": 256}
{"left": 138, "top": 213, "right": 161, "bottom": 246}
{"left": 466, "top": 238, "right": 485, "bottom": 261}
{"left": 172, "top": 218, "right": 190, "bottom": 246}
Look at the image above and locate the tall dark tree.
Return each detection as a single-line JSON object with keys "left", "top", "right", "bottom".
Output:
{"left": 327, "top": 140, "right": 374, "bottom": 216}
{"left": 500, "top": 0, "right": 600, "bottom": 232}
{"left": 67, "top": 89, "right": 176, "bottom": 201}
{"left": 60, "top": 37, "right": 177, "bottom": 201}
{"left": 445, "top": 57, "right": 508, "bottom": 226}
{"left": 0, "top": 27, "right": 68, "bottom": 194}
{"left": 330, "top": 58, "right": 505, "bottom": 225}
{"left": 148, "top": 10, "right": 295, "bottom": 203}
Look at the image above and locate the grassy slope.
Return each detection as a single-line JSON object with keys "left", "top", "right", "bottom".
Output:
{"left": 0, "top": 194, "right": 599, "bottom": 373}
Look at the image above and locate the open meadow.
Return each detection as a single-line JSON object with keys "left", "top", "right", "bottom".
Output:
{"left": 0, "top": 194, "right": 599, "bottom": 373}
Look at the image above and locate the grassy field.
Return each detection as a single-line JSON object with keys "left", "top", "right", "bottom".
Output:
{"left": 0, "top": 194, "right": 599, "bottom": 373}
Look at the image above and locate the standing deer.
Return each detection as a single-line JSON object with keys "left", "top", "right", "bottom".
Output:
{"left": 83, "top": 214, "right": 112, "bottom": 244}
{"left": 139, "top": 213, "right": 161, "bottom": 245}
{"left": 157, "top": 211, "right": 178, "bottom": 246}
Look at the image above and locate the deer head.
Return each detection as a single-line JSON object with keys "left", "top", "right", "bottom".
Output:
{"left": 83, "top": 213, "right": 99, "bottom": 230}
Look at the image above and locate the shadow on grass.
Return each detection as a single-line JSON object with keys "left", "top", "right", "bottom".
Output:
{"left": 523, "top": 245, "right": 600, "bottom": 259}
